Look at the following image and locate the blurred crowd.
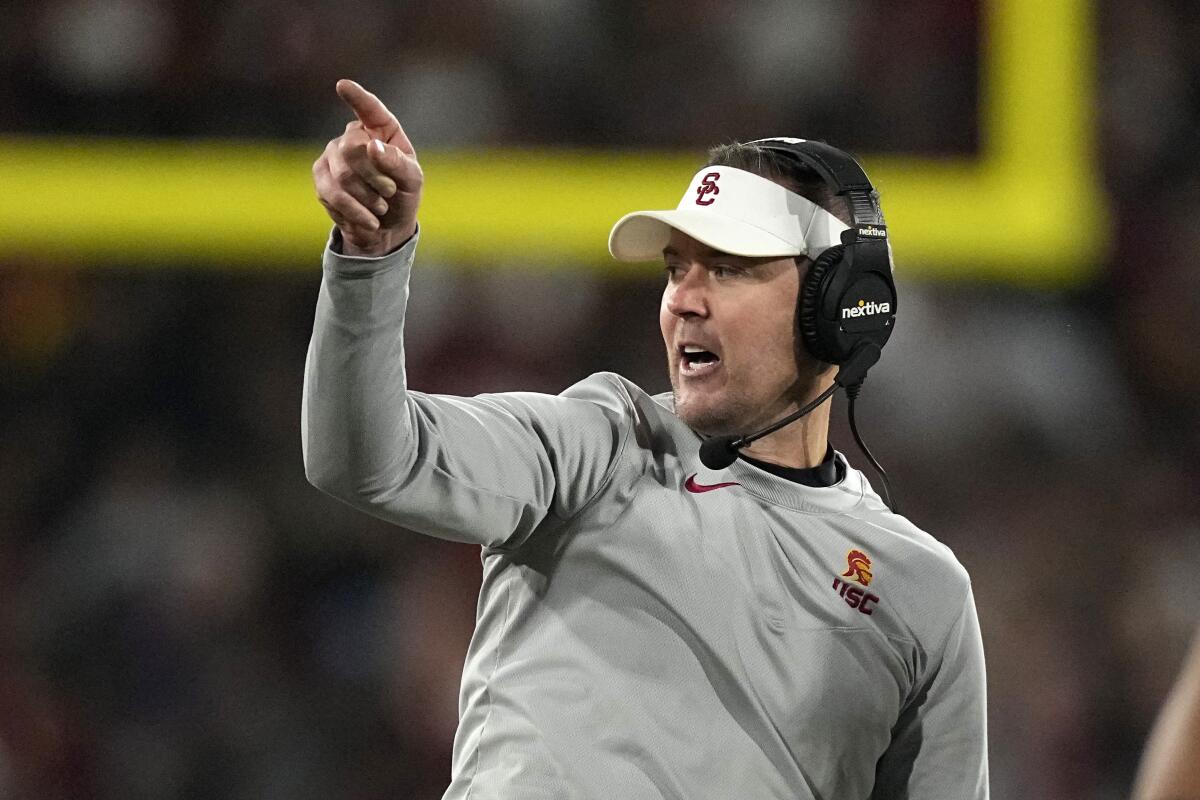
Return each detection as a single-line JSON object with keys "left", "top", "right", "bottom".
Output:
{"left": 2, "top": 0, "right": 1199, "bottom": 799}
{"left": 0, "top": 0, "right": 979, "bottom": 151}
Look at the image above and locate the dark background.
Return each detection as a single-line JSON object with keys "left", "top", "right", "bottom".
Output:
{"left": 2, "top": 1, "right": 1199, "bottom": 798}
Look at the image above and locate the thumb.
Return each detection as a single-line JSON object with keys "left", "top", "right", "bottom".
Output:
{"left": 369, "top": 138, "right": 420, "bottom": 182}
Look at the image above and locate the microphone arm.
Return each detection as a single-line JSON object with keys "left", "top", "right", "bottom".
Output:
{"left": 698, "top": 384, "right": 838, "bottom": 469}
{"left": 697, "top": 344, "right": 881, "bottom": 470}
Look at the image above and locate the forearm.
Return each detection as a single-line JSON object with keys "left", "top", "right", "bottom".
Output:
{"left": 1132, "top": 632, "right": 1200, "bottom": 800}
{"left": 300, "top": 228, "right": 628, "bottom": 548}
{"left": 302, "top": 229, "right": 419, "bottom": 500}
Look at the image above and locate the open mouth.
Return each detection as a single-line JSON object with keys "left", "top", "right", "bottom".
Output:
{"left": 679, "top": 344, "right": 721, "bottom": 377}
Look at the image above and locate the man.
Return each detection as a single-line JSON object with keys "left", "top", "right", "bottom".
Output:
{"left": 304, "top": 79, "right": 988, "bottom": 799}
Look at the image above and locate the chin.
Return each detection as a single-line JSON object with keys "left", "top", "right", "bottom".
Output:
{"left": 673, "top": 392, "right": 743, "bottom": 436}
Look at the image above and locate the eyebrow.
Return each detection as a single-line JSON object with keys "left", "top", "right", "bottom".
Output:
{"left": 661, "top": 244, "right": 740, "bottom": 260}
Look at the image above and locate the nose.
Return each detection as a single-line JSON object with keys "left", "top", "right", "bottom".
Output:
{"left": 664, "top": 265, "right": 709, "bottom": 319}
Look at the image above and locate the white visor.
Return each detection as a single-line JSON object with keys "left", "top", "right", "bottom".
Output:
{"left": 608, "top": 166, "right": 850, "bottom": 262}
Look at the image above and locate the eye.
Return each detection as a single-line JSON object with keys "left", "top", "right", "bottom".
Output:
{"left": 663, "top": 262, "right": 685, "bottom": 282}
{"left": 711, "top": 264, "right": 741, "bottom": 279}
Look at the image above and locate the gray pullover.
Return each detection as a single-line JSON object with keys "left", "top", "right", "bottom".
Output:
{"left": 302, "top": 233, "right": 989, "bottom": 800}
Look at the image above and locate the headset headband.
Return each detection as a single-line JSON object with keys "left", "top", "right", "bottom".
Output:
{"left": 739, "top": 137, "right": 896, "bottom": 369}
{"left": 746, "top": 137, "right": 886, "bottom": 231}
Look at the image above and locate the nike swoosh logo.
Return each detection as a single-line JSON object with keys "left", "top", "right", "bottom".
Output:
{"left": 684, "top": 474, "right": 741, "bottom": 493}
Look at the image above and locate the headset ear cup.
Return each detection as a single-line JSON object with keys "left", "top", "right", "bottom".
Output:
{"left": 797, "top": 245, "right": 844, "bottom": 364}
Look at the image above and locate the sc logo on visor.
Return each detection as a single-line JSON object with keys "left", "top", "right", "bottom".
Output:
{"left": 695, "top": 173, "right": 721, "bottom": 206}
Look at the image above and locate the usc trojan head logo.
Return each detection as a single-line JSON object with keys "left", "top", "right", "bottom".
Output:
{"left": 841, "top": 550, "right": 873, "bottom": 587}
{"left": 695, "top": 172, "right": 721, "bottom": 205}
{"left": 832, "top": 549, "right": 880, "bottom": 616}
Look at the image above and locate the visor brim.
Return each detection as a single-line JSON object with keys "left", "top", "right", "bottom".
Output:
{"left": 608, "top": 210, "right": 806, "bottom": 262}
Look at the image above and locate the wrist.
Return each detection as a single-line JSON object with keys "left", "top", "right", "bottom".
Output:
{"left": 340, "top": 221, "right": 417, "bottom": 258}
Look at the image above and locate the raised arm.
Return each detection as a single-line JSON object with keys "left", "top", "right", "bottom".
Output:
{"left": 302, "top": 82, "right": 628, "bottom": 550}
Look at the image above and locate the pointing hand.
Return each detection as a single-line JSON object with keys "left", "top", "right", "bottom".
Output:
{"left": 312, "top": 80, "right": 423, "bottom": 256}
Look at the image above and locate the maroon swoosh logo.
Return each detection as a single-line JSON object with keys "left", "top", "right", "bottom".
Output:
{"left": 684, "top": 474, "right": 741, "bottom": 493}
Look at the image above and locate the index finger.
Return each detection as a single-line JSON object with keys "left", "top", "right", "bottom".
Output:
{"left": 335, "top": 79, "right": 415, "bottom": 156}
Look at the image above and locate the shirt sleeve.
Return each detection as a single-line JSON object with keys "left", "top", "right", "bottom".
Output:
{"left": 871, "top": 586, "right": 990, "bottom": 800}
{"left": 301, "top": 232, "right": 630, "bottom": 549}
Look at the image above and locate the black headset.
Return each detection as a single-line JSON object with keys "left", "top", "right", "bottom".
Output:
{"left": 699, "top": 138, "right": 901, "bottom": 511}
{"left": 746, "top": 137, "right": 897, "bottom": 374}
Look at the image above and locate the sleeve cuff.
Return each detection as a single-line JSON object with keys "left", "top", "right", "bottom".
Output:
{"left": 323, "top": 225, "right": 420, "bottom": 275}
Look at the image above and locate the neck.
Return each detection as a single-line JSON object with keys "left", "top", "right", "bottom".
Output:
{"left": 739, "top": 386, "right": 833, "bottom": 469}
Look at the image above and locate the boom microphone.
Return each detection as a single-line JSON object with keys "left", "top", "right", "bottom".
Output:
{"left": 697, "top": 344, "right": 881, "bottom": 471}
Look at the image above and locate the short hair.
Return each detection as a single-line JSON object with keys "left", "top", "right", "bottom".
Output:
{"left": 706, "top": 141, "right": 853, "bottom": 226}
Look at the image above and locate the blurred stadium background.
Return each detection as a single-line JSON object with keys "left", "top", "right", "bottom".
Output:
{"left": 2, "top": 0, "right": 1198, "bottom": 797}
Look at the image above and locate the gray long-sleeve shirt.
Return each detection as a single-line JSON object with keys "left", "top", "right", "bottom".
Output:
{"left": 302, "top": 232, "right": 989, "bottom": 800}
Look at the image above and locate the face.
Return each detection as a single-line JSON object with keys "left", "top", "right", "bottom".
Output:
{"left": 660, "top": 229, "right": 822, "bottom": 435}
